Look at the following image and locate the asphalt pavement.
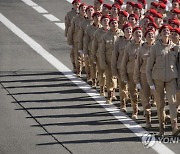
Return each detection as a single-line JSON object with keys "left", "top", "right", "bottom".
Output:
{"left": 0, "top": 0, "right": 179, "bottom": 154}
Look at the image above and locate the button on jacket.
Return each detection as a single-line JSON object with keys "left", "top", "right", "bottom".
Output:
{"left": 146, "top": 40, "right": 178, "bottom": 86}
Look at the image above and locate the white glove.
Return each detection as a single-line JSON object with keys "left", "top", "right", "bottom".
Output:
{"left": 93, "top": 61, "right": 96, "bottom": 64}
{"left": 136, "top": 83, "right": 141, "bottom": 90}
{"left": 69, "top": 45, "right": 73, "bottom": 49}
{"left": 150, "top": 85, "right": 155, "bottom": 90}
{"left": 123, "top": 81, "right": 128, "bottom": 84}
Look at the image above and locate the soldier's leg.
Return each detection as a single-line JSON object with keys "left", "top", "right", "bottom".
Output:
{"left": 105, "top": 63, "right": 115, "bottom": 104}
{"left": 74, "top": 42, "right": 82, "bottom": 77}
{"left": 127, "top": 73, "right": 138, "bottom": 120}
{"left": 154, "top": 80, "right": 166, "bottom": 136}
{"left": 70, "top": 47, "right": 76, "bottom": 72}
{"left": 118, "top": 69, "right": 128, "bottom": 112}
{"left": 140, "top": 74, "right": 151, "bottom": 128}
{"left": 89, "top": 57, "right": 97, "bottom": 88}
{"left": 97, "top": 59, "right": 105, "bottom": 96}
{"left": 176, "top": 91, "right": 180, "bottom": 117}
{"left": 166, "top": 79, "right": 180, "bottom": 136}
{"left": 84, "top": 55, "right": 91, "bottom": 81}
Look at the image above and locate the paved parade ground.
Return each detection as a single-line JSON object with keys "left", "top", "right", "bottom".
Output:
{"left": 0, "top": 0, "right": 180, "bottom": 154}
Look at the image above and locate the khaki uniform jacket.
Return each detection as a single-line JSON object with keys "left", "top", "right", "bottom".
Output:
{"left": 121, "top": 40, "right": 144, "bottom": 82}
{"left": 67, "top": 14, "right": 84, "bottom": 45}
{"left": 92, "top": 27, "right": 108, "bottom": 62}
{"left": 83, "top": 24, "right": 101, "bottom": 56}
{"left": 174, "top": 45, "right": 180, "bottom": 89}
{"left": 99, "top": 29, "right": 124, "bottom": 70}
{"left": 78, "top": 18, "right": 93, "bottom": 50}
{"left": 111, "top": 36, "right": 131, "bottom": 77}
{"left": 65, "top": 8, "right": 77, "bottom": 37}
{"left": 133, "top": 42, "right": 152, "bottom": 84}
{"left": 146, "top": 40, "right": 178, "bottom": 86}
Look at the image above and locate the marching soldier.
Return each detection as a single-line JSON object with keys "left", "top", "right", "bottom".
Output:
{"left": 111, "top": 23, "right": 133, "bottom": 112}
{"left": 65, "top": 0, "right": 81, "bottom": 72}
{"left": 99, "top": 18, "right": 124, "bottom": 103}
{"left": 146, "top": 25, "right": 180, "bottom": 136}
{"left": 84, "top": 12, "right": 102, "bottom": 87}
{"left": 134, "top": 29, "right": 156, "bottom": 128}
{"left": 78, "top": 5, "right": 94, "bottom": 81}
{"left": 121, "top": 26, "right": 144, "bottom": 120}
{"left": 92, "top": 15, "right": 110, "bottom": 96}
{"left": 67, "top": 3, "right": 87, "bottom": 77}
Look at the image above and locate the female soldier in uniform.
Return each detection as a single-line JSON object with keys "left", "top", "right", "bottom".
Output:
{"left": 99, "top": 18, "right": 124, "bottom": 103}
{"left": 134, "top": 29, "right": 156, "bottom": 128}
{"left": 146, "top": 25, "right": 180, "bottom": 136}
{"left": 121, "top": 26, "right": 144, "bottom": 120}
{"left": 111, "top": 23, "right": 132, "bottom": 112}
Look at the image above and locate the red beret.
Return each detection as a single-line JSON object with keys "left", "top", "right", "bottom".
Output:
{"left": 92, "top": 12, "right": 102, "bottom": 18}
{"left": 145, "top": 15, "right": 154, "bottom": 23}
{"left": 127, "top": 1, "right": 135, "bottom": 7}
{"left": 119, "top": 10, "right": 129, "bottom": 17}
{"left": 171, "top": 8, "right": 180, "bottom": 14}
{"left": 159, "top": 25, "right": 172, "bottom": 33}
{"left": 101, "top": 15, "right": 110, "bottom": 21}
{"left": 72, "top": 0, "right": 81, "bottom": 4}
{"left": 97, "top": 0, "right": 104, "bottom": 4}
{"left": 154, "top": 12, "right": 163, "bottom": 19}
{"left": 168, "top": 18, "right": 180, "bottom": 26}
{"left": 112, "top": 3, "right": 121, "bottom": 10}
{"left": 109, "top": 18, "right": 118, "bottom": 24}
{"left": 129, "top": 13, "right": 139, "bottom": 21}
{"left": 147, "top": 22, "right": 158, "bottom": 29}
{"left": 172, "top": 0, "right": 180, "bottom": 3}
{"left": 158, "top": 3, "right": 166, "bottom": 9}
{"left": 79, "top": 3, "right": 87, "bottom": 9}
{"left": 134, "top": 3, "right": 143, "bottom": 9}
{"left": 150, "top": 2, "right": 159, "bottom": 8}
{"left": 159, "top": 0, "right": 167, "bottom": 4}
{"left": 122, "top": 23, "right": 132, "bottom": 32}
{"left": 144, "top": 29, "right": 155, "bottom": 37}
{"left": 138, "top": 0, "right": 146, "bottom": 5}
{"left": 171, "top": 28, "right": 180, "bottom": 35}
{"left": 103, "top": 4, "right": 112, "bottom": 10}
{"left": 148, "top": 9, "right": 158, "bottom": 16}
{"left": 114, "top": 0, "right": 123, "bottom": 6}
{"left": 86, "top": 5, "right": 94, "bottom": 11}
{"left": 132, "top": 26, "right": 142, "bottom": 33}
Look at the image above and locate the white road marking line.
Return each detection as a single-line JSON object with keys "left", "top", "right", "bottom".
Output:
{"left": 21, "top": 0, "right": 37, "bottom": 6}
{"left": 0, "top": 13, "right": 175, "bottom": 154}
{"left": 43, "top": 14, "right": 60, "bottom": 22}
{"left": 55, "top": 23, "right": 65, "bottom": 30}
{"left": 32, "top": 6, "right": 48, "bottom": 14}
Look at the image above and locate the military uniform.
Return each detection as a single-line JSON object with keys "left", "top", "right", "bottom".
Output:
{"left": 99, "top": 29, "right": 124, "bottom": 103}
{"left": 92, "top": 27, "right": 109, "bottom": 95}
{"left": 78, "top": 17, "right": 94, "bottom": 80}
{"left": 134, "top": 42, "right": 153, "bottom": 127}
{"left": 121, "top": 39, "right": 143, "bottom": 119}
{"left": 65, "top": 8, "right": 78, "bottom": 71}
{"left": 111, "top": 36, "right": 131, "bottom": 111}
{"left": 146, "top": 39, "right": 179, "bottom": 135}
{"left": 67, "top": 14, "right": 85, "bottom": 76}
{"left": 84, "top": 23, "right": 101, "bottom": 86}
